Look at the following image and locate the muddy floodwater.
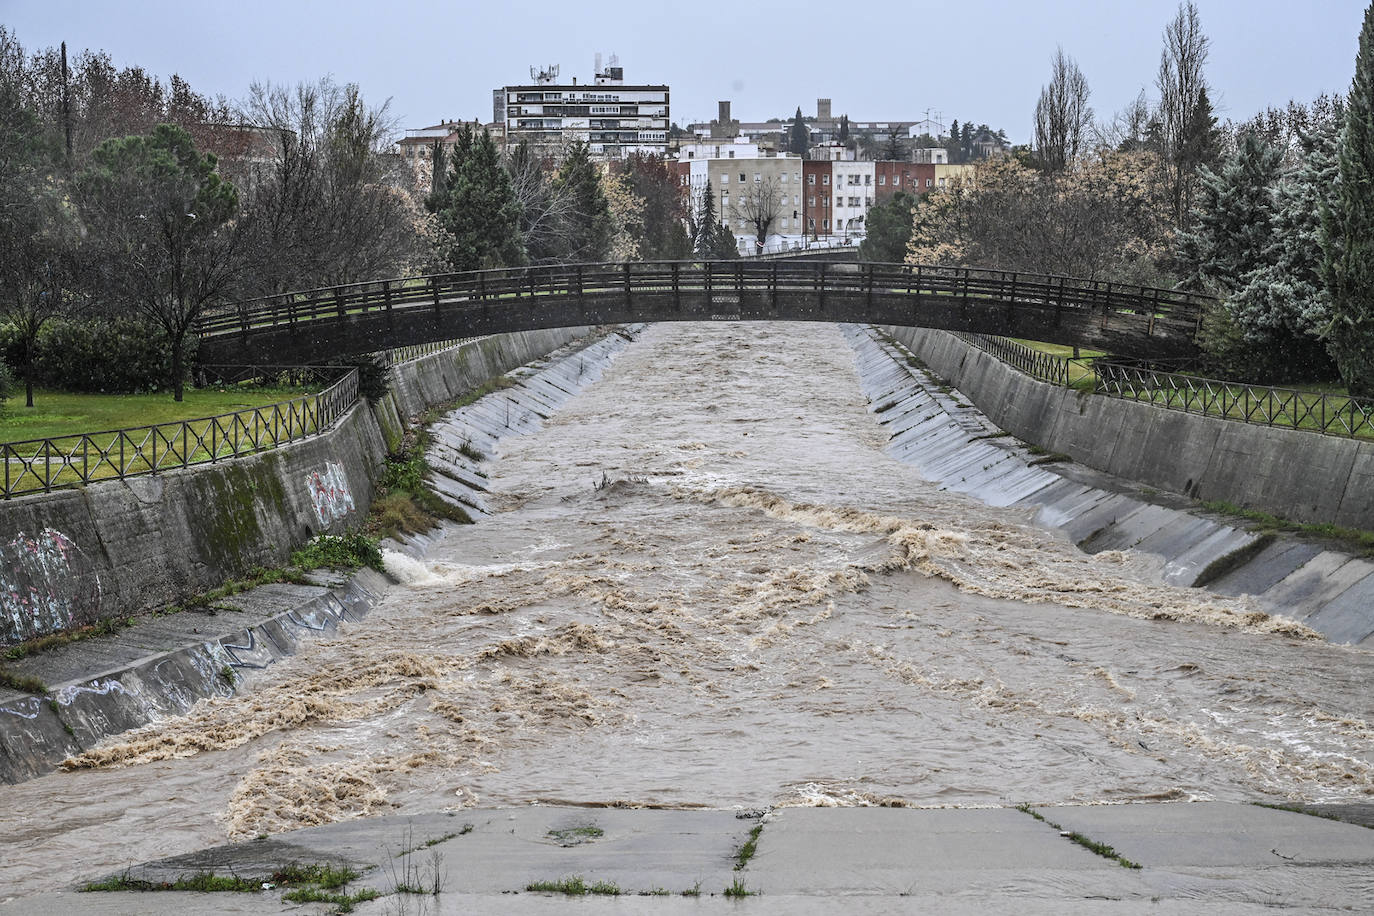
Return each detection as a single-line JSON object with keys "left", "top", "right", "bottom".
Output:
{"left": 2, "top": 322, "right": 1372, "bottom": 895}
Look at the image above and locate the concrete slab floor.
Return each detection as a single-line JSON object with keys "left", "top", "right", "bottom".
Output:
{"left": 13, "top": 803, "right": 1370, "bottom": 915}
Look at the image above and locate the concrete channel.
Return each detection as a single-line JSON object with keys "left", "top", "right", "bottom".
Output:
{"left": 0, "top": 326, "right": 644, "bottom": 785}
{"left": 849, "top": 324, "right": 1374, "bottom": 645}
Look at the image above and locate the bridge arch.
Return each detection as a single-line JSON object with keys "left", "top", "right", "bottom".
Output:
{"left": 196, "top": 261, "right": 1210, "bottom": 365}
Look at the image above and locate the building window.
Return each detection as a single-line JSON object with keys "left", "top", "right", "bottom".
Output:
{"left": 722, "top": 174, "right": 729, "bottom": 183}
{"left": 808, "top": 174, "right": 816, "bottom": 185}
{"left": 754, "top": 173, "right": 761, "bottom": 182}
{"left": 740, "top": 173, "right": 746, "bottom": 182}
{"left": 781, "top": 172, "right": 788, "bottom": 183}
{"left": 926, "top": 178, "right": 933, "bottom": 187}
{"left": 822, "top": 195, "right": 829, "bottom": 206}
{"left": 728, "top": 150, "right": 735, "bottom": 158}
{"left": 894, "top": 176, "right": 901, "bottom": 186}
{"left": 823, "top": 218, "right": 830, "bottom": 229}
{"left": 809, "top": 196, "right": 815, "bottom": 206}
{"left": 822, "top": 175, "right": 830, "bottom": 185}
{"left": 864, "top": 174, "right": 871, "bottom": 185}
{"left": 879, "top": 175, "right": 886, "bottom": 185}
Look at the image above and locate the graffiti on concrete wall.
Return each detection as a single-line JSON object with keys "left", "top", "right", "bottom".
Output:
{"left": 306, "top": 461, "right": 356, "bottom": 527}
{"left": 0, "top": 528, "right": 102, "bottom": 643}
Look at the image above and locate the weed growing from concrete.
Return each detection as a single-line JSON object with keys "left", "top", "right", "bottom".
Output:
{"left": 3, "top": 615, "right": 136, "bottom": 662}
{"left": 724, "top": 877, "right": 756, "bottom": 897}
{"left": 1202, "top": 500, "right": 1374, "bottom": 556}
{"left": 281, "top": 886, "right": 381, "bottom": 911}
{"left": 681, "top": 881, "right": 702, "bottom": 897}
{"left": 290, "top": 532, "right": 384, "bottom": 572}
{"left": 525, "top": 876, "right": 621, "bottom": 896}
{"left": 457, "top": 440, "right": 485, "bottom": 462}
{"left": 0, "top": 666, "right": 47, "bottom": 694}
{"left": 1015, "top": 804, "right": 1141, "bottom": 869}
{"left": 735, "top": 822, "right": 764, "bottom": 870}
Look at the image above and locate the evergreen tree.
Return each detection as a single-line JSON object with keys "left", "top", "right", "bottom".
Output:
{"left": 691, "top": 182, "right": 738, "bottom": 260}
{"left": 858, "top": 191, "right": 916, "bottom": 262}
{"left": 1322, "top": 1, "right": 1374, "bottom": 396}
{"left": 432, "top": 125, "right": 524, "bottom": 271}
{"left": 788, "top": 107, "right": 809, "bottom": 158}
{"left": 427, "top": 138, "right": 446, "bottom": 209}
{"left": 1230, "top": 115, "right": 1341, "bottom": 379}
{"left": 553, "top": 141, "right": 612, "bottom": 262}
{"left": 1176, "top": 131, "right": 1282, "bottom": 292}
{"left": 839, "top": 115, "right": 850, "bottom": 142}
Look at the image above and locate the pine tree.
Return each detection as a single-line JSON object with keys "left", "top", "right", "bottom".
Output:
{"left": 1176, "top": 131, "right": 1282, "bottom": 292}
{"left": 1322, "top": 2, "right": 1374, "bottom": 396}
{"left": 433, "top": 126, "right": 524, "bottom": 271}
{"left": 788, "top": 107, "right": 809, "bottom": 158}
{"left": 1232, "top": 115, "right": 1341, "bottom": 372}
{"left": 553, "top": 141, "right": 612, "bottom": 262}
{"left": 692, "top": 182, "right": 737, "bottom": 260}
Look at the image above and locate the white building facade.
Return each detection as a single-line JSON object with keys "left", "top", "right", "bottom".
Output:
{"left": 495, "top": 64, "right": 669, "bottom": 159}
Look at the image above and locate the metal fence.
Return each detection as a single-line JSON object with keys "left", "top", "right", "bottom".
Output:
{"left": 382, "top": 336, "right": 485, "bottom": 366}
{"left": 2, "top": 369, "right": 359, "bottom": 499}
{"left": 955, "top": 332, "right": 1374, "bottom": 442}
{"left": 1094, "top": 360, "right": 1374, "bottom": 440}
{"left": 956, "top": 333, "right": 1095, "bottom": 388}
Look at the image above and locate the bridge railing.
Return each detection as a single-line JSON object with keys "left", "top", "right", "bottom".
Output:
{"left": 1, "top": 368, "right": 359, "bottom": 499}
{"left": 197, "top": 261, "right": 1211, "bottom": 343}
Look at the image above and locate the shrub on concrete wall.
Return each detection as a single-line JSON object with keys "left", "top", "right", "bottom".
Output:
{"left": 0, "top": 317, "right": 196, "bottom": 394}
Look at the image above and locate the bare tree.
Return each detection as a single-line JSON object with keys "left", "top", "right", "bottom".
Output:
{"left": 730, "top": 175, "right": 783, "bottom": 251}
{"left": 1034, "top": 47, "right": 1093, "bottom": 172}
{"left": 1156, "top": 1, "right": 1212, "bottom": 227}
{"left": 505, "top": 140, "right": 578, "bottom": 263}
{"left": 236, "top": 77, "right": 420, "bottom": 293}
{"left": 1095, "top": 88, "right": 1152, "bottom": 152}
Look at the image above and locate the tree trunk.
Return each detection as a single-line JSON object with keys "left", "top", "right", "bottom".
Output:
{"left": 25, "top": 376, "right": 33, "bottom": 409}
{"left": 171, "top": 327, "right": 186, "bottom": 402}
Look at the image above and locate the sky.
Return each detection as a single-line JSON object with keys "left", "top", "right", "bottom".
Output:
{"left": 1, "top": 0, "right": 1367, "bottom": 144}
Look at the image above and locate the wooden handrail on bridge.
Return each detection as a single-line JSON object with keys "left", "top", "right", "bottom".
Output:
{"left": 197, "top": 261, "right": 1212, "bottom": 344}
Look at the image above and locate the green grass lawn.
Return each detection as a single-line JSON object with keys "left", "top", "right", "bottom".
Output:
{"left": 1007, "top": 338, "right": 1104, "bottom": 389}
{"left": 0, "top": 386, "right": 320, "bottom": 444}
{"left": 0, "top": 384, "right": 327, "bottom": 495}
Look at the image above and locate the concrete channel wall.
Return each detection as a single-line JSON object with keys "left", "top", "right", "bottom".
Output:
{"left": 884, "top": 326, "right": 1374, "bottom": 532}
{"left": 866, "top": 326, "right": 1374, "bottom": 645}
{"left": 0, "top": 327, "right": 591, "bottom": 646}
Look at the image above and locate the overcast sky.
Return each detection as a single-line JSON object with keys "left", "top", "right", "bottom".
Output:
{"left": 1, "top": 0, "right": 1366, "bottom": 143}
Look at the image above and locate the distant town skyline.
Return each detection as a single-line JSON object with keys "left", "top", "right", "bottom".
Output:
{"left": 2, "top": 0, "right": 1366, "bottom": 144}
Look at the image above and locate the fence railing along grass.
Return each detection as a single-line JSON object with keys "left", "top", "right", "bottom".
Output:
{"left": 0, "top": 336, "right": 486, "bottom": 499}
{"left": 954, "top": 332, "right": 1374, "bottom": 442}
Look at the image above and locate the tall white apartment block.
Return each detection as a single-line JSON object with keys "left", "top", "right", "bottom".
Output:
{"left": 494, "top": 59, "right": 669, "bottom": 159}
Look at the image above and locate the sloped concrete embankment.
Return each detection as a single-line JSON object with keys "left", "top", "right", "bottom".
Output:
{"left": 0, "top": 328, "right": 593, "bottom": 647}
{"left": 851, "top": 325, "right": 1374, "bottom": 646}
{"left": 0, "top": 326, "right": 642, "bottom": 783}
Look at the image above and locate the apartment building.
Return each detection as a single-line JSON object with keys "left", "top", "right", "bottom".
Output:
{"left": 494, "top": 60, "right": 669, "bottom": 159}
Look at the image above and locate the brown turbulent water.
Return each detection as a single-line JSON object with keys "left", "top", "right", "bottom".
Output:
{"left": 1, "top": 321, "right": 1371, "bottom": 895}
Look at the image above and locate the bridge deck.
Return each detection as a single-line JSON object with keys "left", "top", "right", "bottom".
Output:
{"left": 198, "top": 261, "right": 1210, "bottom": 365}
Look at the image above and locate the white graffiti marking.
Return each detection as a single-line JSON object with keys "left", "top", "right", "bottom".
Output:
{"left": 0, "top": 527, "right": 99, "bottom": 642}
{"left": 306, "top": 461, "right": 356, "bottom": 526}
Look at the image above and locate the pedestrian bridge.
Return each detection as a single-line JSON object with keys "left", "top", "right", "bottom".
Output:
{"left": 197, "top": 260, "right": 1210, "bottom": 365}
